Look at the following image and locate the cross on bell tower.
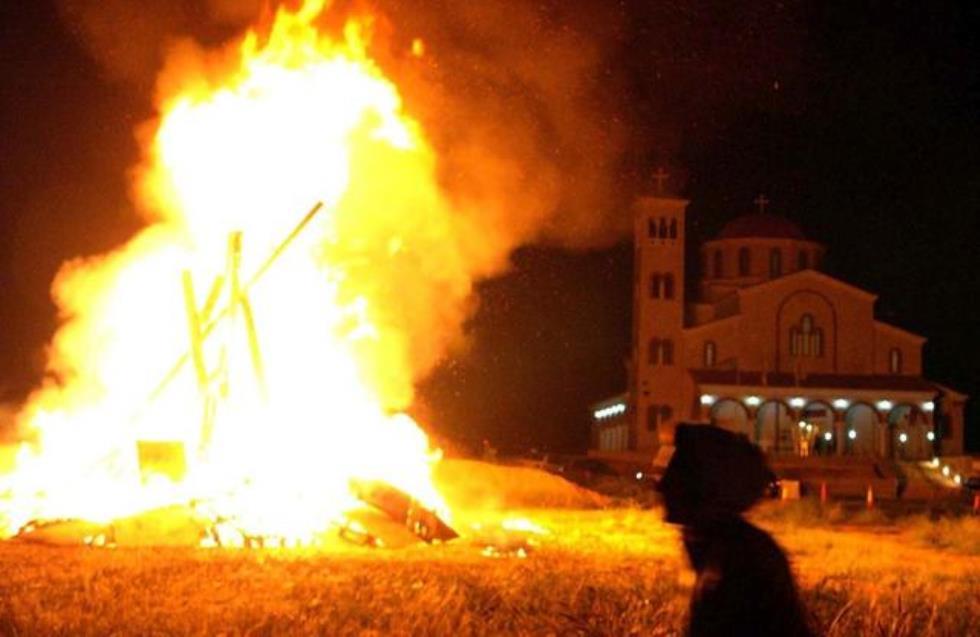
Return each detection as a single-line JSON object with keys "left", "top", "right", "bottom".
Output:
{"left": 754, "top": 193, "right": 770, "bottom": 214}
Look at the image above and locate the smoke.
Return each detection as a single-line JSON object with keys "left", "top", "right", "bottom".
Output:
{"left": 57, "top": 0, "right": 631, "bottom": 247}
{"left": 370, "top": 0, "right": 633, "bottom": 248}
{"left": 56, "top": 0, "right": 261, "bottom": 85}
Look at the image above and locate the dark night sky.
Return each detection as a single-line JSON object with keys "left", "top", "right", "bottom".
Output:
{"left": 1, "top": 2, "right": 978, "bottom": 452}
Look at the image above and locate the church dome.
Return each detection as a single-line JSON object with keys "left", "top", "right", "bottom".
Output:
{"left": 717, "top": 214, "right": 806, "bottom": 240}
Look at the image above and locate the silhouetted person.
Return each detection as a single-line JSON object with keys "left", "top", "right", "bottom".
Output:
{"left": 658, "top": 424, "right": 813, "bottom": 637}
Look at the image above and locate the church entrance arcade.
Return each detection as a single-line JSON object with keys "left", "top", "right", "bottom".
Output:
{"left": 709, "top": 399, "right": 751, "bottom": 438}
{"left": 844, "top": 402, "right": 879, "bottom": 457}
{"left": 888, "top": 404, "right": 932, "bottom": 460}
{"left": 801, "top": 401, "right": 836, "bottom": 456}
{"left": 755, "top": 400, "right": 796, "bottom": 455}
{"left": 698, "top": 391, "right": 937, "bottom": 460}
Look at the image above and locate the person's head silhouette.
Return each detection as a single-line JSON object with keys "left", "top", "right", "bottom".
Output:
{"left": 658, "top": 424, "right": 770, "bottom": 526}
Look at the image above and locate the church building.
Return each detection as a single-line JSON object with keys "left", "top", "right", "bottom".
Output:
{"left": 591, "top": 192, "right": 969, "bottom": 463}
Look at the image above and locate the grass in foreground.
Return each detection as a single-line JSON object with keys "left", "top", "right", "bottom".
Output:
{"left": 1, "top": 505, "right": 978, "bottom": 636}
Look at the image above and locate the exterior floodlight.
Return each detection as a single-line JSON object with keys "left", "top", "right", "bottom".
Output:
{"left": 921, "top": 401, "right": 934, "bottom": 412}
{"left": 833, "top": 398, "right": 850, "bottom": 410}
{"left": 942, "top": 465, "right": 950, "bottom": 477}
{"left": 700, "top": 394, "right": 717, "bottom": 406}
{"left": 848, "top": 429, "right": 857, "bottom": 440}
{"left": 926, "top": 431, "right": 935, "bottom": 442}
{"left": 635, "top": 472, "right": 644, "bottom": 480}
{"left": 876, "top": 400, "right": 893, "bottom": 411}
{"left": 798, "top": 421, "right": 806, "bottom": 429}
{"left": 898, "top": 432, "right": 908, "bottom": 444}
{"left": 954, "top": 474, "right": 962, "bottom": 485}
{"left": 593, "top": 403, "right": 626, "bottom": 420}
{"left": 789, "top": 397, "right": 806, "bottom": 409}
{"left": 823, "top": 431, "right": 832, "bottom": 441}
{"left": 744, "top": 395, "right": 762, "bottom": 407}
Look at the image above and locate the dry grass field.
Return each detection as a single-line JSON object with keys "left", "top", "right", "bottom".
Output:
{"left": 0, "top": 461, "right": 978, "bottom": 636}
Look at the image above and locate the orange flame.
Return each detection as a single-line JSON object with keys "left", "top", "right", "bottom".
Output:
{"left": 0, "top": 0, "right": 470, "bottom": 542}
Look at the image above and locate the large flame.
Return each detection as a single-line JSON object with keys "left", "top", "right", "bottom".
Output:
{"left": 0, "top": 0, "right": 473, "bottom": 542}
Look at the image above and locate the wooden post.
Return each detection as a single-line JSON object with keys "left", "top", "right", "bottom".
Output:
{"left": 181, "top": 270, "right": 208, "bottom": 391}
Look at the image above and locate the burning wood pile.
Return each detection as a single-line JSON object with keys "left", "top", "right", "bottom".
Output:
{"left": 0, "top": 0, "right": 483, "bottom": 548}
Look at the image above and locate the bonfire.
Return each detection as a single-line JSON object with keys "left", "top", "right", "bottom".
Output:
{"left": 0, "top": 0, "right": 487, "bottom": 549}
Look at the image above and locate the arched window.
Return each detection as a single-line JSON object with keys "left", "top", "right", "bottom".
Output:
{"left": 889, "top": 348, "right": 902, "bottom": 374}
{"left": 769, "top": 248, "right": 782, "bottom": 277}
{"left": 661, "top": 340, "right": 674, "bottom": 365}
{"left": 663, "top": 273, "right": 675, "bottom": 299}
{"left": 713, "top": 250, "right": 723, "bottom": 278}
{"left": 668, "top": 218, "right": 678, "bottom": 239}
{"left": 790, "top": 314, "right": 824, "bottom": 358}
{"left": 797, "top": 250, "right": 809, "bottom": 270}
{"left": 648, "top": 338, "right": 661, "bottom": 365}
{"left": 738, "top": 247, "right": 751, "bottom": 276}
{"left": 704, "top": 341, "right": 717, "bottom": 367}
{"left": 649, "top": 274, "right": 661, "bottom": 299}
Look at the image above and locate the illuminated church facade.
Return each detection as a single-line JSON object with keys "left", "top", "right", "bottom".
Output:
{"left": 592, "top": 194, "right": 969, "bottom": 461}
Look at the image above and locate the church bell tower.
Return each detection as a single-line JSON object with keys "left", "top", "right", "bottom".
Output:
{"left": 631, "top": 174, "right": 689, "bottom": 452}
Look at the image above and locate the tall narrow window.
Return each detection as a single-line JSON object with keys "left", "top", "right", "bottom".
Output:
{"left": 889, "top": 348, "right": 902, "bottom": 374}
{"left": 713, "top": 250, "right": 723, "bottom": 278}
{"left": 648, "top": 218, "right": 657, "bottom": 239}
{"left": 668, "top": 218, "right": 678, "bottom": 239}
{"left": 704, "top": 341, "right": 717, "bottom": 367}
{"left": 660, "top": 405, "right": 673, "bottom": 423}
{"left": 769, "top": 248, "right": 782, "bottom": 278}
{"left": 649, "top": 274, "right": 661, "bottom": 299}
{"left": 663, "top": 273, "right": 675, "bottom": 299}
{"left": 738, "top": 247, "right": 751, "bottom": 276}
{"left": 800, "top": 314, "right": 813, "bottom": 355}
{"left": 659, "top": 218, "right": 668, "bottom": 238}
{"left": 661, "top": 340, "right": 674, "bottom": 365}
{"left": 648, "top": 338, "right": 661, "bottom": 365}
{"left": 797, "top": 250, "right": 809, "bottom": 270}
